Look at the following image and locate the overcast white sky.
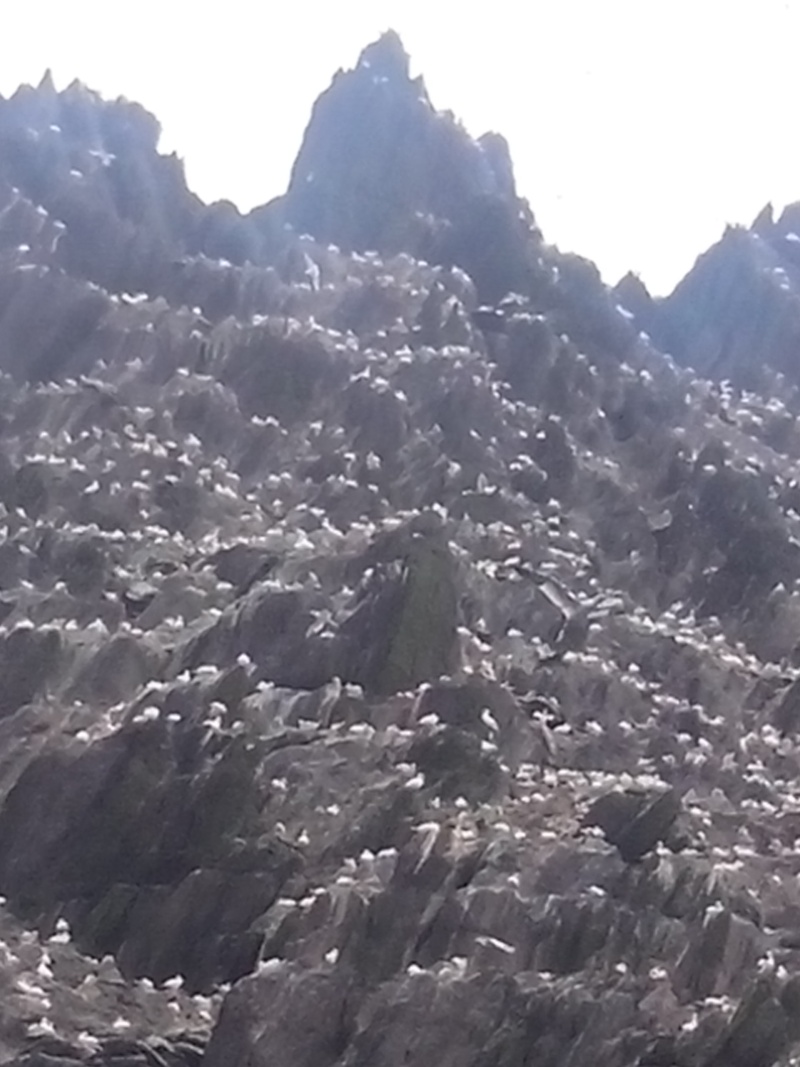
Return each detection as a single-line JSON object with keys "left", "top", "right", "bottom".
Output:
{"left": 2, "top": 0, "right": 800, "bottom": 294}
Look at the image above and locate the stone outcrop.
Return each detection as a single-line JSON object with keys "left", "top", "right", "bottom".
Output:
{"left": 638, "top": 204, "right": 800, "bottom": 392}
{"left": 282, "top": 31, "right": 537, "bottom": 301}
{"left": 1, "top": 28, "right": 800, "bottom": 1067}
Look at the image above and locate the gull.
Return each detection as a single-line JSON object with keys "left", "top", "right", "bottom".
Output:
{"left": 418, "top": 713, "right": 440, "bottom": 728}
{"left": 26, "top": 1018, "right": 56, "bottom": 1038}
{"left": 76, "top": 1032, "right": 101, "bottom": 1053}
{"left": 481, "top": 707, "right": 500, "bottom": 733}
{"left": 404, "top": 773, "right": 425, "bottom": 790}
{"left": 15, "top": 977, "right": 48, "bottom": 998}
{"left": 49, "top": 917, "right": 71, "bottom": 943}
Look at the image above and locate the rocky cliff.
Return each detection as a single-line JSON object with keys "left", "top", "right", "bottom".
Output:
{"left": 621, "top": 203, "right": 800, "bottom": 394}
{"left": 1, "top": 30, "right": 800, "bottom": 1067}
{"left": 281, "top": 30, "right": 536, "bottom": 302}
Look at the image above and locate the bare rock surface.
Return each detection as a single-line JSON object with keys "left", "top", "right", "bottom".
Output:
{"left": 1, "top": 28, "right": 800, "bottom": 1067}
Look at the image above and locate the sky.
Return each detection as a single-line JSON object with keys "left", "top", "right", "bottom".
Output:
{"left": 2, "top": 0, "right": 800, "bottom": 295}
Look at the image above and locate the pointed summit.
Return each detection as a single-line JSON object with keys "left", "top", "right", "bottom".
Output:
{"left": 37, "top": 68, "right": 57, "bottom": 94}
{"left": 752, "top": 201, "right": 774, "bottom": 236}
{"left": 357, "top": 29, "right": 410, "bottom": 81}
{"left": 282, "top": 32, "right": 536, "bottom": 300}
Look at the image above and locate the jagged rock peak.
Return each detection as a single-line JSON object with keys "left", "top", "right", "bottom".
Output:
{"left": 37, "top": 67, "right": 57, "bottom": 94}
{"left": 0, "top": 72, "right": 297, "bottom": 304}
{"left": 752, "top": 201, "right": 775, "bottom": 236}
{"left": 357, "top": 28, "right": 412, "bottom": 81}
{"left": 283, "top": 31, "right": 534, "bottom": 300}
{"left": 648, "top": 203, "right": 800, "bottom": 388}
{"left": 6, "top": 41, "right": 800, "bottom": 1067}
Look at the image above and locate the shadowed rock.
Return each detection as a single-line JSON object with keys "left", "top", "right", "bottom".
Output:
{"left": 0, "top": 28, "right": 798, "bottom": 1067}
{"left": 583, "top": 788, "right": 683, "bottom": 863}
{"left": 282, "top": 32, "right": 537, "bottom": 301}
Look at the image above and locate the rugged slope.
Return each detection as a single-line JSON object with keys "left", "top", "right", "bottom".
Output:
{"left": 281, "top": 30, "right": 535, "bottom": 301}
{"left": 1, "top": 30, "right": 800, "bottom": 1067}
{"left": 618, "top": 203, "right": 800, "bottom": 393}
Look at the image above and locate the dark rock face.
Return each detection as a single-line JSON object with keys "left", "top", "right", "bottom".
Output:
{"left": 582, "top": 787, "right": 684, "bottom": 862}
{"left": 340, "top": 523, "right": 460, "bottom": 694}
{"left": 3, "top": 28, "right": 800, "bottom": 1067}
{"left": 282, "top": 32, "right": 537, "bottom": 301}
{"left": 0, "top": 74, "right": 284, "bottom": 303}
{"left": 0, "top": 625, "right": 61, "bottom": 717}
{"left": 647, "top": 207, "right": 800, "bottom": 393}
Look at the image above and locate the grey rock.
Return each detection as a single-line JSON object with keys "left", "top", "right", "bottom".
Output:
{"left": 0, "top": 27, "right": 800, "bottom": 1067}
